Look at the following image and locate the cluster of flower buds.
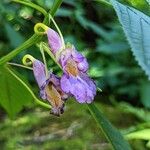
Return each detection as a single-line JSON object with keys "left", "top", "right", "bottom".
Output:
{"left": 23, "top": 23, "right": 96, "bottom": 116}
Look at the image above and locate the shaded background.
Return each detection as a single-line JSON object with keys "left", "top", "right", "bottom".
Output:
{"left": 0, "top": 0, "right": 150, "bottom": 149}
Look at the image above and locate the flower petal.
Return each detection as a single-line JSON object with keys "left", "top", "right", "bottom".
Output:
{"left": 60, "top": 74, "right": 73, "bottom": 93}
{"left": 33, "top": 60, "right": 46, "bottom": 88}
{"left": 80, "top": 73, "right": 96, "bottom": 95}
{"left": 60, "top": 73, "right": 96, "bottom": 103}
{"left": 59, "top": 48, "right": 72, "bottom": 68}
{"left": 71, "top": 47, "right": 89, "bottom": 72}
{"left": 45, "top": 84, "right": 64, "bottom": 116}
{"left": 77, "top": 58, "right": 89, "bottom": 72}
{"left": 47, "top": 28, "right": 62, "bottom": 54}
{"left": 59, "top": 47, "right": 88, "bottom": 74}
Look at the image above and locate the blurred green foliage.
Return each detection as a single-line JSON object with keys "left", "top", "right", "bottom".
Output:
{"left": 0, "top": 0, "right": 150, "bottom": 149}
{"left": 0, "top": 100, "right": 147, "bottom": 150}
{"left": 0, "top": 66, "right": 33, "bottom": 118}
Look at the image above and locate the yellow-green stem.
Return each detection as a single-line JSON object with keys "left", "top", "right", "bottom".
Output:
{"left": 7, "top": 67, "right": 51, "bottom": 109}
{"left": 0, "top": 0, "right": 63, "bottom": 65}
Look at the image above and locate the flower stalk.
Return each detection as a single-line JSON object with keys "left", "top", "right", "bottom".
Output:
{"left": 0, "top": 0, "right": 63, "bottom": 65}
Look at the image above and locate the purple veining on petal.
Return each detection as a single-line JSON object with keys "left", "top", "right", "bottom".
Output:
{"left": 71, "top": 49, "right": 89, "bottom": 72}
{"left": 47, "top": 28, "right": 62, "bottom": 54}
{"left": 33, "top": 60, "right": 46, "bottom": 88}
{"left": 45, "top": 27, "right": 96, "bottom": 103}
{"left": 79, "top": 73, "right": 96, "bottom": 103}
{"left": 49, "top": 73, "right": 60, "bottom": 87}
{"left": 59, "top": 46, "right": 89, "bottom": 73}
{"left": 80, "top": 73, "right": 96, "bottom": 94}
{"left": 77, "top": 58, "right": 89, "bottom": 72}
{"left": 40, "top": 77, "right": 50, "bottom": 100}
{"left": 59, "top": 48, "right": 72, "bottom": 68}
{"left": 60, "top": 74, "right": 72, "bottom": 93}
{"left": 60, "top": 73, "right": 96, "bottom": 103}
{"left": 32, "top": 59, "right": 68, "bottom": 116}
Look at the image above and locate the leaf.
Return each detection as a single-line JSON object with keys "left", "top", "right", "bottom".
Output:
{"left": 147, "top": 141, "right": 150, "bottom": 148}
{"left": 89, "top": 65, "right": 103, "bottom": 77}
{"left": 0, "top": 66, "right": 33, "bottom": 118}
{"left": 146, "top": 0, "right": 150, "bottom": 5}
{"left": 115, "top": 102, "right": 150, "bottom": 122}
{"left": 87, "top": 103, "right": 132, "bottom": 150}
{"left": 126, "top": 129, "right": 150, "bottom": 140}
{"left": 97, "top": 41, "right": 129, "bottom": 54}
{"left": 110, "top": 0, "right": 150, "bottom": 79}
{"left": 140, "top": 82, "right": 150, "bottom": 108}
{"left": 75, "top": 11, "right": 110, "bottom": 41}
{"left": 19, "top": 6, "right": 34, "bottom": 19}
{"left": 4, "top": 22, "right": 24, "bottom": 48}
{"left": 56, "top": 8, "right": 73, "bottom": 17}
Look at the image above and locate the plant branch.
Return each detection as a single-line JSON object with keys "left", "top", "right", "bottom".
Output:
{"left": 7, "top": 62, "right": 33, "bottom": 70}
{"left": 0, "top": 0, "right": 63, "bottom": 65}
{"left": 12, "top": 0, "right": 47, "bottom": 16}
{"left": 7, "top": 67, "right": 51, "bottom": 109}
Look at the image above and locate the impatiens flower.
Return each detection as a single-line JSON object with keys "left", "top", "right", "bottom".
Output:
{"left": 59, "top": 45, "right": 89, "bottom": 73}
{"left": 32, "top": 59, "right": 68, "bottom": 116}
{"left": 47, "top": 28, "right": 63, "bottom": 54}
{"left": 61, "top": 73, "right": 96, "bottom": 103}
{"left": 46, "top": 27, "right": 96, "bottom": 103}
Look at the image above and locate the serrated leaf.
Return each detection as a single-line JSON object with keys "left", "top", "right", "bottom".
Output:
{"left": 110, "top": 0, "right": 150, "bottom": 79}
{"left": 0, "top": 66, "right": 33, "bottom": 118}
{"left": 87, "top": 103, "right": 132, "bottom": 150}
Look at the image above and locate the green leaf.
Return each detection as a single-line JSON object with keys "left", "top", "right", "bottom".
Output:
{"left": 4, "top": 22, "right": 24, "bottom": 48}
{"left": 56, "top": 8, "right": 73, "bottom": 17}
{"left": 87, "top": 103, "right": 132, "bottom": 150}
{"left": 0, "top": 66, "right": 33, "bottom": 118}
{"left": 97, "top": 41, "right": 129, "bottom": 54}
{"left": 19, "top": 6, "right": 34, "bottom": 19}
{"left": 75, "top": 11, "right": 110, "bottom": 41}
{"left": 126, "top": 129, "right": 150, "bottom": 148}
{"left": 140, "top": 82, "right": 150, "bottom": 108}
{"left": 115, "top": 102, "right": 150, "bottom": 122}
{"left": 146, "top": 0, "right": 150, "bottom": 5}
{"left": 147, "top": 141, "right": 150, "bottom": 148}
{"left": 0, "top": 0, "right": 63, "bottom": 65}
{"left": 126, "top": 129, "right": 150, "bottom": 140}
{"left": 110, "top": 0, "right": 150, "bottom": 79}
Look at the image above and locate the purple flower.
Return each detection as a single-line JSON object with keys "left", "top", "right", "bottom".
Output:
{"left": 59, "top": 46, "right": 89, "bottom": 73}
{"left": 32, "top": 59, "right": 68, "bottom": 116}
{"left": 61, "top": 73, "right": 96, "bottom": 103}
{"left": 47, "top": 28, "right": 63, "bottom": 54}
{"left": 46, "top": 28, "right": 96, "bottom": 103}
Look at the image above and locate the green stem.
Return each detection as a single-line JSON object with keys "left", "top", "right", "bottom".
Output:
{"left": 50, "top": 0, "right": 63, "bottom": 17}
{"left": 87, "top": 103, "right": 131, "bottom": 150}
{"left": 39, "top": 43, "right": 49, "bottom": 77}
{"left": 7, "top": 67, "right": 51, "bottom": 109}
{"left": 7, "top": 62, "right": 33, "bottom": 70}
{"left": 49, "top": 14, "right": 65, "bottom": 49}
{"left": 41, "top": 42, "right": 62, "bottom": 70}
{"left": 0, "top": 0, "right": 63, "bottom": 65}
{"left": 97, "top": 87, "right": 102, "bottom": 92}
{"left": 12, "top": 0, "right": 47, "bottom": 16}
{"left": 0, "top": 34, "right": 39, "bottom": 65}
{"left": 94, "top": 0, "right": 112, "bottom": 6}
